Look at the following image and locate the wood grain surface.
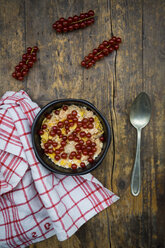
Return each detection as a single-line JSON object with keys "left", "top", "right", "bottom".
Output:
{"left": 0, "top": 0, "right": 165, "bottom": 247}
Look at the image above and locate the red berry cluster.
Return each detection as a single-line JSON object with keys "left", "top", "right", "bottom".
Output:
{"left": 81, "top": 36, "right": 122, "bottom": 69}
{"left": 39, "top": 106, "right": 105, "bottom": 170}
{"left": 52, "top": 10, "right": 95, "bottom": 33}
{"left": 12, "top": 46, "right": 39, "bottom": 81}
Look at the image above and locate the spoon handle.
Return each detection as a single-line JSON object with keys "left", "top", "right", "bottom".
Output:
{"left": 131, "top": 129, "right": 141, "bottom": 196}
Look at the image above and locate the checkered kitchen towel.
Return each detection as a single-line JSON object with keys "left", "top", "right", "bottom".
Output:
{"left": 0, "top": 91, "right": 119, "bottom": 248}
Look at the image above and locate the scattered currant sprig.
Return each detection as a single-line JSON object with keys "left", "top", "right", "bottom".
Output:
{"left": 52, "top": 10, "right": 95, "bottom": 33}
{"left": 12, "top": 46, "right": 39, "bottom": 81}
{"left": 81, "top": 36, "right": 122, "bottom": 69}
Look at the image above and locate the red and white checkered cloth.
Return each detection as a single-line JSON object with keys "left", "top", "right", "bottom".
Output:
{"left": 0, "top": 91, "right": 119, "bottom": 248}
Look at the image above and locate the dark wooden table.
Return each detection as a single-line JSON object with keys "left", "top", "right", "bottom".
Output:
{"left": 0, "top": 0, "right": 165, "bottom": 247}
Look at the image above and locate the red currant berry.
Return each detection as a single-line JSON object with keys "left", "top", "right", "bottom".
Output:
{"left": 42, "top": 124, "right": 47, "bottom": 129}
{"left": 80, "top": 22, "right": 86, "bottom": 28}
{"left": 80, "top": 13, "right": 85, "bottom": 19}
{"left": 86, "top": 140, "right": 92, "bottom": 145}
{"left": 70, "top": 151, "right": 76, "bottom": 157}
{"left": 19, "top": 62, "right": 24, "bottom": 67}
{"left": 55, "top": 109, "right": 60, "bottom": 115}
{"left": 109, "top": 47, "right": 114, "bottom": 53}
{"left": 68, "top": 17, "right": 73, "bottom": 23}
{"left": 82, "top": 149, "right": 88, "bottom": 155}
{"left": 55, "top": 149, "right": 60, "bottom": 154}
{"left": 116, "top": 37, "right": 122, "bottom": 43}
{"left": 100, "top": 136, "right": 104, "bottom": 142}
{"left": 58, "top": 121, "right": 64, "bottom": 128}
{"left": 88, "top": 53, "right": 94, "bottom": 59}
{"left": 112, "top": 36, "right": 117, "bottom": 41}
{"left": 75, "top": 144, "right": 81, "bottom": 150}
{"left": 73, "top": 117, "right": 78, "bottom": 123}
{"left": 81, "top": 61, "right": 86, "bottom": 66}
{"left": 88, "top": 157, "right": 94, "bottom": 163}
{"left": 109, "top": 39, "right": 115, "bottom": 45}
{"left": 74, "top": 137, "right": 79, "bottom": 142}
{"left": 80, "top": 162, "right": 86, "bottom": 168}
{"left": 63, "top": 105, "right": 68, "bottom": 111}
{"left": 53, "top": 23, "right": 57, "bottom": 29}
{"left": 91, "top": 142, "right": 96, "bottom": 148}
{"left": 61, "top": 140, "right": 66, "bottom": 146}
{"left": 67, "top": 114, "right": 73, "bottom": 120}
{"left": 98, "top": 53, "right": 104, "bottom": 59}
{"left": 56, "top": 129, "right": 61, "bottom": 135}
{"left": 75, "top": 127, "right": 81, "bottom": 133}
{"left": 63, "top": 21, "right": 68, "bottom": 27}
{"left": 64, "top": 120, "right": 69, "bottom": 125}
{"left": 27, "top": 47, "right": 32, "bottom": 53}
{"left": 77, "top": 121, "right": 82, "bottom": 127}
{"left": 38, "top": 130, "right": 44, "bottom": 135}
{"left": 22, "top": 54, "right": 27, "bottom": 60}
{"left": 59, "top": 146, "right": 64, "bottom": 152}
{"left": 86, "top": 133, "right": 91, "bottom": 138}
{"left": 61, "top": 153, "right": 67, "bottom": 159}
{"left": 73, "top": 23, "right": 79, "bottom": 29}
{"left": 68, "top": 135, "right": 74, "bottom": 141}
{"left": 84, "top": 56, "right": 89, "bottom": 62}
{"left": 52, "top": 141, "right": 58, "bottom": 147}
{"left": 69, "top": 122, "right": 74, "bottom": 127}
{"left": 50, "top": 130, "right": 56, "bottom": 137}
{"left": 92, "top": 147, "right": 97, "bottom": 152}
{"left": 71, "top": 164, "right": 77, "bottom": 170}
{"left": 48, "top": 149, "right": 54, "bottom": 154}
{"left": 68, "top": 25, "right": 74, "bottom": 31}
{"left": 88, "top": 123, "right": 94, "bottom": 129}
{"left": 88, "top": 10, "right": 95, "bottom": 16}
{"left": 56, "top": 28, "right": 62, "bottom": 33}
{"left": 72, "top": 110, "right": 77, "bottom": 116}
{"left": 62, "top": 135, "right": 67, "bottom": 141}
{"left": 69, "top": 154, "right": 73, "bottom": 160}
{"left": 103, "top": 48, "right": 109, "bottom": 55}
{"left": 80, "top": 131, "right": 86, "bottom": 137}
{"left": 15, "top": 65, "right": 21, "bottom": 71}
{"left": 47, "top": 139, "right": 53, "bottom": 145}
{"left": 79, "top": 140, "right": 84, "bottom": 145}
{"left": 33, "top": 46, "right": 38, "bottom": 52}
{"left": 44, "top": 143, "right": 50, "bottom": 148}
{"left": 63, "top": 27, "right": 68, "bottom": 32}
{"left": 59, "top": 17, "right": 65, "bottom": 22}
{"left": 103, "top": 40, "right": 109, "bottom": 46}
{"left": 18, "top": 76, "right": 24, "bottom": 81}
{"left": 46, "top": 114, "right": 51, "bottom": 119}
{"left": 12, "top": 72, "right": 17, "bottom": 78}
{"left": 73, "top": 15, "right": 79, "bottom": 21}
{"left": 55, "top": 155, "right": 60, "bottom": 161}
{"left": 22, "top": 71, "right": 27, "bottom": 77}
{"left": 114, "top": 44, "right": 119, "bottom": 50}
{"left": 98, "top": 44, "right": 105, "bottom": 50}
{"left": 76, "top": 154, "right": 81, "bottom": 160}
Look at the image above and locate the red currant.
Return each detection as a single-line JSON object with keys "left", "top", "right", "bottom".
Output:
{"left": 55, "top": 155, "right": 60, "bottom": 161}
{"left": 80, "top": 162, "right": 86, "bottom": 168}
{"left": 61, "top": 153, "right": 67, "bottom": 159}
{"left": 38, "top": 130, "right": 44, "bottom": 135}
{"left": 63, "top": 105, "right": 68, "bottom": 111}
{"left": 71, "top": 164, "right": 77, "bottom": 170}
{"left": 55, "top": 109, "right": 60, "bottom": 115}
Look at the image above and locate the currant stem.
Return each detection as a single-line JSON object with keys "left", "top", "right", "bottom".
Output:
{"left": 71, "top": 15, "right": 95, "bottom": 25}
{"left": 85, "top": 44, "right": 114, "bottom": 65}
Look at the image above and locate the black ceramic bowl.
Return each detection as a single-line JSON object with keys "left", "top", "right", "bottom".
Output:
{"left": 32, "top": 99, "right": 111, "bottom": 175}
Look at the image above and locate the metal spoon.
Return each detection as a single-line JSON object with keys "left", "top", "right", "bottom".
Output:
{"left": 130, "top": 92, "right": 151, "bottom": 196}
